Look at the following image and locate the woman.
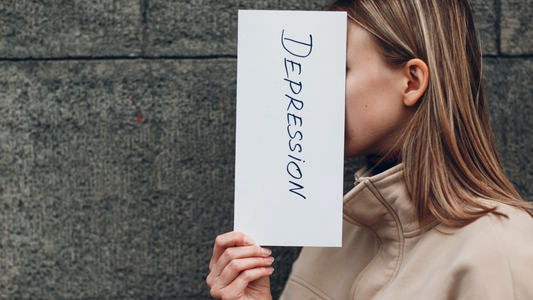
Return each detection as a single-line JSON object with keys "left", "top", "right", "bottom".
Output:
{"left": 207, "top": 0, "right": 533, "bottom": 299}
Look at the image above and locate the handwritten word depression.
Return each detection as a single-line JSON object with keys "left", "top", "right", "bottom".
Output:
{"left": 282, "top": 30, "right": 313, "bottom": 200}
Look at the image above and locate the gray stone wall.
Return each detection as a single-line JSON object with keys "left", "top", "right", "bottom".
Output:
{"left": 0, "top": 0, "right": 531, "bottom": 299}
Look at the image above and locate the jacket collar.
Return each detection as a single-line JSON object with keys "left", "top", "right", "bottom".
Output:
{"left": 343, "top": 164, "right": 433, "bottom": 241}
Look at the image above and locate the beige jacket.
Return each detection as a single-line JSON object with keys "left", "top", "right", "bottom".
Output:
{"left": 280, "top": 164, "right": 533, "bottom": 300}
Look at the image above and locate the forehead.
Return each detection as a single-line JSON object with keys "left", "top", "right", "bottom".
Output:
{"left": 346, "top": 21, "right": 383, "bottom": 63}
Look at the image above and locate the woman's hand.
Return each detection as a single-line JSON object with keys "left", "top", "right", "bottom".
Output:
{"left": 206, "top": 231, "right": 274, "bottom": 300}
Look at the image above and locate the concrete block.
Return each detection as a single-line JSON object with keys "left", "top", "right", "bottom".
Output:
{"left": 0, "top": 0, "right": 143, "bottom": 58}
{"left": 0, "top": 59, "right": 238, "bottom": 298}
{"left": 144, "top": 0, "right": 272, "bottom": 57}
{"left": 471, "top": 0, "right": 498, "bottom": 55}
{"left": 500, "top": 0, "right": 533, "bottom": 55}
{"left": 484, "top": 58, "right": 533, "bottom": 200}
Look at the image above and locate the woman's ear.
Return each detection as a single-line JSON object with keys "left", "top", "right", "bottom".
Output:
{"left": 402, "top": 58, "right": 429, "bottom": 107}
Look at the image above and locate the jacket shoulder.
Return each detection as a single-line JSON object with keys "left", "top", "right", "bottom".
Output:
{"left": 441, "top": 203, "right": 533, "bottom": 299}
{"left": 486, "top": 204, "right": 533, "bottom": 299}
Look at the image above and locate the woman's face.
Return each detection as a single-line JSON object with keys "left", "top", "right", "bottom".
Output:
{"left": 344, "top": 21, "right": 414, "bottom": 158}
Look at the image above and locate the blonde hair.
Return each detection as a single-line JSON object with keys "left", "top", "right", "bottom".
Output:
{"left": 326, "top": 0, "right": 533, "bottom": 227}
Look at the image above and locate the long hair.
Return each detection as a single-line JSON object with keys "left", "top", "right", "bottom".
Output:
{"left": 326, "top": 0, "right": 533, "bottom": 228}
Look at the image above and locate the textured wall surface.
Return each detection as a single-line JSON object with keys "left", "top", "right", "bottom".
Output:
{"left": 501, "top": 0, "right": 533, "bottom": 55}
{"left": 485, "top": 58, "right": 533, "bottom": 198}
{"left": 0, "top": 0, "right": 531, "bottom": 299}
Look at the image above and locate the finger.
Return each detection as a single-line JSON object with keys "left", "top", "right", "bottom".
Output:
{"left": 211, "top": 267, "right": 274, "bottom": 300}
{"left": 225, "top": 267, "right": 274, "bottom": 297}
{"left": 214, "top": 256, "right": 274, "bottom": 288}
{"left": 210, "top": 232, "right": 254, "bottom": 270}
{"left": 207, "top": 246, "right": 272, "bottom": 289}
{"left": 211, "top": 245, "right": 271, "bottom": 277}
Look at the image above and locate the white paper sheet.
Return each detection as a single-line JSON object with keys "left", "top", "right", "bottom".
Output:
{"left": 234, "top": 10, "right": 347, "bottom": 247}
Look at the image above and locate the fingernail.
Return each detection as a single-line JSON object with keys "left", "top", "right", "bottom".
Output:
{"left": 244, "top": 236, "right": 254, "bottom": 245}
{"left": 266, "top": 267, "right": 274, "bottom": 273}
{"left": 264, "top": 256, "right": 274, "bottom": 263}
{"left": 261, "top": 248, "right": 271, "bottom": 256}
